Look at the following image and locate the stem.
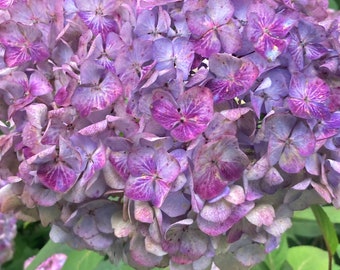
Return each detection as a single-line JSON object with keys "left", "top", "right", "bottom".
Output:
{"left": 328, "top": 250, "right": 332, "bottom": 270}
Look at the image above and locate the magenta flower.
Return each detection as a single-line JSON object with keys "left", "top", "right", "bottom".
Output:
{"left": 288, "top": 21, "right": 328, "bottom": 70}
{"left": 207, "top": 53, "right": 259, "bottom": 102}
{"left": 186, "top": 0, "right": 241, "bottom": 57}
{"left": 193, "top": 136, "right": 249, "bottom": 201}
{"left": 74, "top": 0, "right": 118, "bottom": 36}
{"left": 266, "top": 113, "right": 316, "bottom": 173}
{"left": 71, "top": 62, "right": 123, "bottom": 117}
{"left": 0, "top": 21, "right": 49, "bottom": 67}
{"left": 153, "top": 37, "right": 194, "bottom": 79}
{"left": 151, "top": 86, "right": 214, "bottom": 142}
{"left": 7, "top": 71, "right": 52, "bottom": 117}
{"left": 134, "top": 7, "right": 171, "bottom": 40}
{"left": 287, "top": 74, "right": 330, "bottom": 120}
{"left": 34, "top": 137, "right": 82, "bottom": 193}
{"left": 125, "top": 147, "right": 180, "bottom": 207}
{"left": 247, "top": 3, "right": 295, "bottom": 61}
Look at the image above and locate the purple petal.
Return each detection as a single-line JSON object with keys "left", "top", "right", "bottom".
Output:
{"left": 256, "top": 34, "right": 287, "bottom": 61}
{"left": 161, "top": 191, "right": 190, "bottom": 217}
{"left": 208, "top": 53, "right": 258, "bottom": 101}
{"left": 73, "top": 214, "right": 97, "bottom": 239}
{"left": 127, "top": 148, "right": 156, "bottom": 176}
{"left": 235, "top": 244, "right": 266, "bottom": 267}
{"left": 155, "top": 150, "right": 180, "bottom": 182}
{"left": 186, "top": 11, "right": 213, "bottom": 38}
{"left": 207, "top": 0, "right": 234, "bottom": 25}
{"left": 151, "top": 98, "right": 181, "bottom": 130}
{"left": 209, "top": 53, "right": 241, "bottom": 77}
{"left": 288, "top": 75, "right": 330, "bottom": 120}
{"left": 174, "top": 86, "right": 214, "bottom": 141}
{"left": 109, "top": 151, "right": 130, "bottom": 180}
{"left": 197, "top": 201, "right": 254, "bottom": 236}
{"left": 153, "top": 180, "right": 172, "bottom": 207}
{"left": 37, "top": 161, "right": 77, "bottom": 193}
{"left": 153, "top": 38, "right": 173, "bottom": 70}
{"left": 125, "top": 175, "right": 154, "bottom": 202}
{"left": 134, "top": 201, "right": 154, "bottom": 223}
{"left": 78, "top": 11, "right": 117, "bottom": 36}
{"left": 174, "top": 229, "right": 209, "bottom": 264}
{"left": 194, "top": 30, "right": 221, "bottom": 58}
{"left": 4, "top": 46, "right": 31, "bottom": 67}
{"left": 267, "top": 137, "right": 285, "bottom": 166}
{"left": 194, "top": 165, "right": 228, "bottom": 201}
{"left": 279, "top": 145, "right": 306, "bottom": 173}
{"left": 29, "top": 41, "right": 50, "bottom": 62}
{"left": 72, "top": 71, "right": 122, "bottom": 117}
{"left": 217, "top": 22, "right": 241, "bottom": 54}
{"left": 172, "top": 38, "right": 194, "bottom": 79}
{"left": 29, "top": 71, "right": 53, "bottom": 96}
{"left": 290, "top": 121, "right": 315, "bottom": 157}
{"left": 130, "top": 235, "right": 162, "bottom": 268}
{"left": 305, "top": 43, "right": 328, "bottom": 60}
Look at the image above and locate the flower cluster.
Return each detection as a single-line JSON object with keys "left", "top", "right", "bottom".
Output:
{"left": 0, "top": 0, "right": 339, "bottom": 269}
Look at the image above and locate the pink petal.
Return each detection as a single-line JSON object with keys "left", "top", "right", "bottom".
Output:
{"left": 37, "top": 161, "right": 77, "bottom": 193}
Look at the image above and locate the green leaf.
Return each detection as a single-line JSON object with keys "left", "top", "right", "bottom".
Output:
{"left": 62, "top": 249, "right": 103, "bottom": 270}
{"left": 287, "top": 219, "right": 322, "bottom": 238}
{"left": 311, "top": 205, "right": 339, "bottom": 255}
{"left": 287, "top": 246, "right": 330, "bottom": 270}
{"left": 329, "top": 0, "right": 339, "bottom": 10}
{"left": 294, "top": 206, "right": 340, "bottom": 224}
{"left": 250, "top": 262, "right": 270, "bottom": 270}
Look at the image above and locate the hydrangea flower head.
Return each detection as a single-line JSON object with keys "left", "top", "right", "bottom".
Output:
{"left": 0, "top": 0, "right": 339, "bottom": 269}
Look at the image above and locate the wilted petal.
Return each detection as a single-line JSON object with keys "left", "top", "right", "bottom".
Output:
{"left": 235, "top": 244, "right": 266, "bottom": 267}
{"left": 197, "top": 202, "right": 254, "bottom": 236}
{"left": 130, "top": 235, "right": 162, "bottom": 267}
{"left": 246, "top": 204, "right": 275, "bottom": 227}
{"left": 161, "top": 191, "right": 190, "bottom": 217}
{"left": 279, "top": 144, "right": 306, "bottom": 173}
{"left": 200, "top": 200, "right": 231, "bottom": 223}
{"left": 111, "top": 211, "right": 135, "bottom": 238}
{"left": 73, "top": 214, "right": 97, "bottom": 239}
